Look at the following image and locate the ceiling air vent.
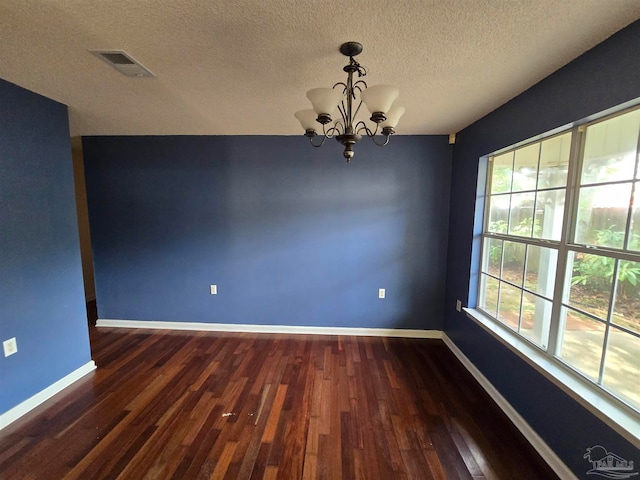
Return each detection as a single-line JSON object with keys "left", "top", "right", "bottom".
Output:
{"left": 90, "top": 50, "right": 154, "bottom": 77}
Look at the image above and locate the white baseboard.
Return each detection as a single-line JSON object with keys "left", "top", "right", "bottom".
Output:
{"left": 442, "top": 334, "right": 577, "bottom": 480}
{"left": 0, "top": 360, "right": 96, "bottom": 430}
{"left": 96, "top": 319, "right": 443, "bottom": 339}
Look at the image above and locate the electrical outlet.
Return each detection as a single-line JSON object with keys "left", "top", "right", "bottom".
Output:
{"left": 456, "top": 299, "right": 462, "bottom": 312}
{"left": 378, "top": 288, "right": 386, "bottom": 299}
{"left": 210, "top": 284, "right": 217, "bottom": 295}
{"left": 3, "top": 337, "right": 17, "bottom": 357}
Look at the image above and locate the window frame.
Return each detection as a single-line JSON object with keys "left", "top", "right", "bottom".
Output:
{"left": 471, "top": 102, "right": 640, "bottom": 446}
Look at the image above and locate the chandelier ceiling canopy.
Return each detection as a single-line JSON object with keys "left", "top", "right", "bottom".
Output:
{"left": 295, "top": 42, "right": 405, "bottom": 162}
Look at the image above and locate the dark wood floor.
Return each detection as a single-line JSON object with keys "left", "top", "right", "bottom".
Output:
{"left": 0, "top": 325, "right": 558, "bottom": 479}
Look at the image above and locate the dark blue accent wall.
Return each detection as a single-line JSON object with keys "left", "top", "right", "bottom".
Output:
{"left": 83, "top": 135, "right": 451, "bottom": 330}
{"left": 0, "top": 78, "right": 91, "bottom": 415}
{"left": 445, "top": 20, "right": 640, "bottom": 475}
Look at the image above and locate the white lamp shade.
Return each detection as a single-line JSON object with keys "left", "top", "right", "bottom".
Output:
{"left": 306, "top": 88, "right": 342, "bottom": 115}
{"left": 361, "top": 85, "right": 399, "bottom": 114}
{"left": 380, "top": 106, "right": 406, "bottom": 128}
{"left": 295, "top": 109, "right": 319, "bottom": 131}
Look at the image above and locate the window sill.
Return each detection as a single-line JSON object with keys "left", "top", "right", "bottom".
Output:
{"left": 464, "top": 307, "right": 639, "bottom": 447}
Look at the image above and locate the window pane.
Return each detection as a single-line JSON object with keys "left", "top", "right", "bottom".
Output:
{"left": 512, "top": 143, "right": 539, "bottom": 192}
{"left": 538, "top": 132, "right": 571, "bottom": 189}
{"left": 533, "top": 188, "right": 565, "bottom": 241}
{"left": 491, "top": 152, "right": 513, "bottom": 194}
{"left": 497, "top": 282, "right": 521, "bottom": 330}
{"left": 612, "top": 259, "right": 640, "bottom": 334}
{"left": 566, "top": 251, "right": 613, "bottom": 320}
{"left": 508, "top": 192, "right": 535, "bottom": 237}
{"left": 575, "top": 183, "right": 632, "bottom": 247}
{"left": 558, "top": 308, "right": 605, "bottom": 381}
{"left": 524, "top": 245, "right": 557, "bottom": 299}
{"left": 581, "top": 109, "right": 640, "bottom": 185}
{"left": 630, "top": 182, "right": 640, "bottom": 252}
{"left": 502, "top": 241, "right": 525, "bottom": 286}
{"left": 479, "top": 274, "right": 499, "bottom": 317}
{"left": 521, "top": 292, "right": 551, "bottom": 348}
{"left": 482, "top": 237, "right": 503, "bottom": 277}
{"left": 487, "top": 194, "right": 509, "bottom": 233}
{"left": 602, "top": 327, "right": 640, "bottom": 410}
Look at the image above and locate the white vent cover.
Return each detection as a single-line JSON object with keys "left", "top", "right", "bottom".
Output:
{"left": 90, "top": 50, "right": 154, "bottom": 77}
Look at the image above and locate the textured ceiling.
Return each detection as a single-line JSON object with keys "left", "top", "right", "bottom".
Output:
{"left": 1, "top": 1, "right": 639, "bottom": 136}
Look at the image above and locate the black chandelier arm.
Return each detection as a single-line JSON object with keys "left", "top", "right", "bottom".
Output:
{"left": 352, "top": 80, "right": 367, "bottom": 97}
{"left": 333, "top": 81, "right": 348, "bottom": 94}
{"left": 355, "top": 120, "right": 376, "bottom": 137}
{"left": 331, "top": 121, "right": 345, "bottom": 136}
{"left": 352, "top": 99, "right": 364, "bottom": 121}
{"left": 337, "top": 102, "right": 348, "bottom": 126}
{"left": 308, "top": 135, "right": 326, "bottom": 148}
{"left": 371, "top": 134, "right": 392, "bottom": 147}
{"left": 337, "top": 101, "right": 345, "bottom": 126}
{"left": 306, "top": 122, "right": 346, "bottom": 147}
{"left": 333, "top": 82, "right": 350, "bottom": 127}
{"left": 322, "top": 122, "right": 342, "bottom": 138}
{"left": 354, "top": 121, "right": 391, "bottom": 146}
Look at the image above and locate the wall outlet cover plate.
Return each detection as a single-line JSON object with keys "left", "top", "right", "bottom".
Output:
{"left": 3, "top": 337, "right": 18, "bottom": 357}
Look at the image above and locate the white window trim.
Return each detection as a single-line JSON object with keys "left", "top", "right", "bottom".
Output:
{"left": 473, "top": 102, "right": 640, "bottom": 447}
{"left": 465, "top": 307, "right": 640, "bottom": 447}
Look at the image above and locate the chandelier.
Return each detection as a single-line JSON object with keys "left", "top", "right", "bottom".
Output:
{"left": 295, "top": 42, "right": 405, "bottom": 163}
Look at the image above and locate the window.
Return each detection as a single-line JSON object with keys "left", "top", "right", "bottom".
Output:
{"left": 478, "top": 106, "right": 640, "bottom": 413}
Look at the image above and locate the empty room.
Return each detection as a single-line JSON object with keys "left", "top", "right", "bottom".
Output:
{"left": 1, "top": 2, "right": 639, "bottom": 479}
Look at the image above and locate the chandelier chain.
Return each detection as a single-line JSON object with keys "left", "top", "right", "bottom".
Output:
{"left": 351, "top": 58, "right": 367, "bottom": 78}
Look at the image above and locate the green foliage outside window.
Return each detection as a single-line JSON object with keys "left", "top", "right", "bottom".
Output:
{"left": 571, "top": 227, "right": 640, "bottom": 297}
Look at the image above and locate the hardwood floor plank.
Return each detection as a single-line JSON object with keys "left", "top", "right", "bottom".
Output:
{"left": 210, "top": 441, "right": 237, "bottom": 480}
{"left": 329, "top": 366, "right": 343, "bottom": 479}
{"left": 276, "top": 357, "right": 312, "bottom": 479}
{"left": 262, "top": 465, "right": 279, "bottom": 480}
{"left": 0, "top": 327, "right": 560, "bottom": 480}
{"left": 248, "top": 441, "right": 271, "bottom": 480}
{"left": 233, "top": 422, "right": 265, "bottom": 479}
{"left": 301, "top": 452, "right": 317, "bottom": 480}
{"left": 261, "top": 384, "right": 287, "bottom": 444}
{"left": 114, "top": 392, "right": 193, "bottom": 480}
{"left": 383, "top": 428, "right": 406, "bottom": 473}
{"left": 170, "top": 406, "right": 223, "bottom": 479}
{"left": 424, "top": 447, "right": 449, "bottom": 480}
